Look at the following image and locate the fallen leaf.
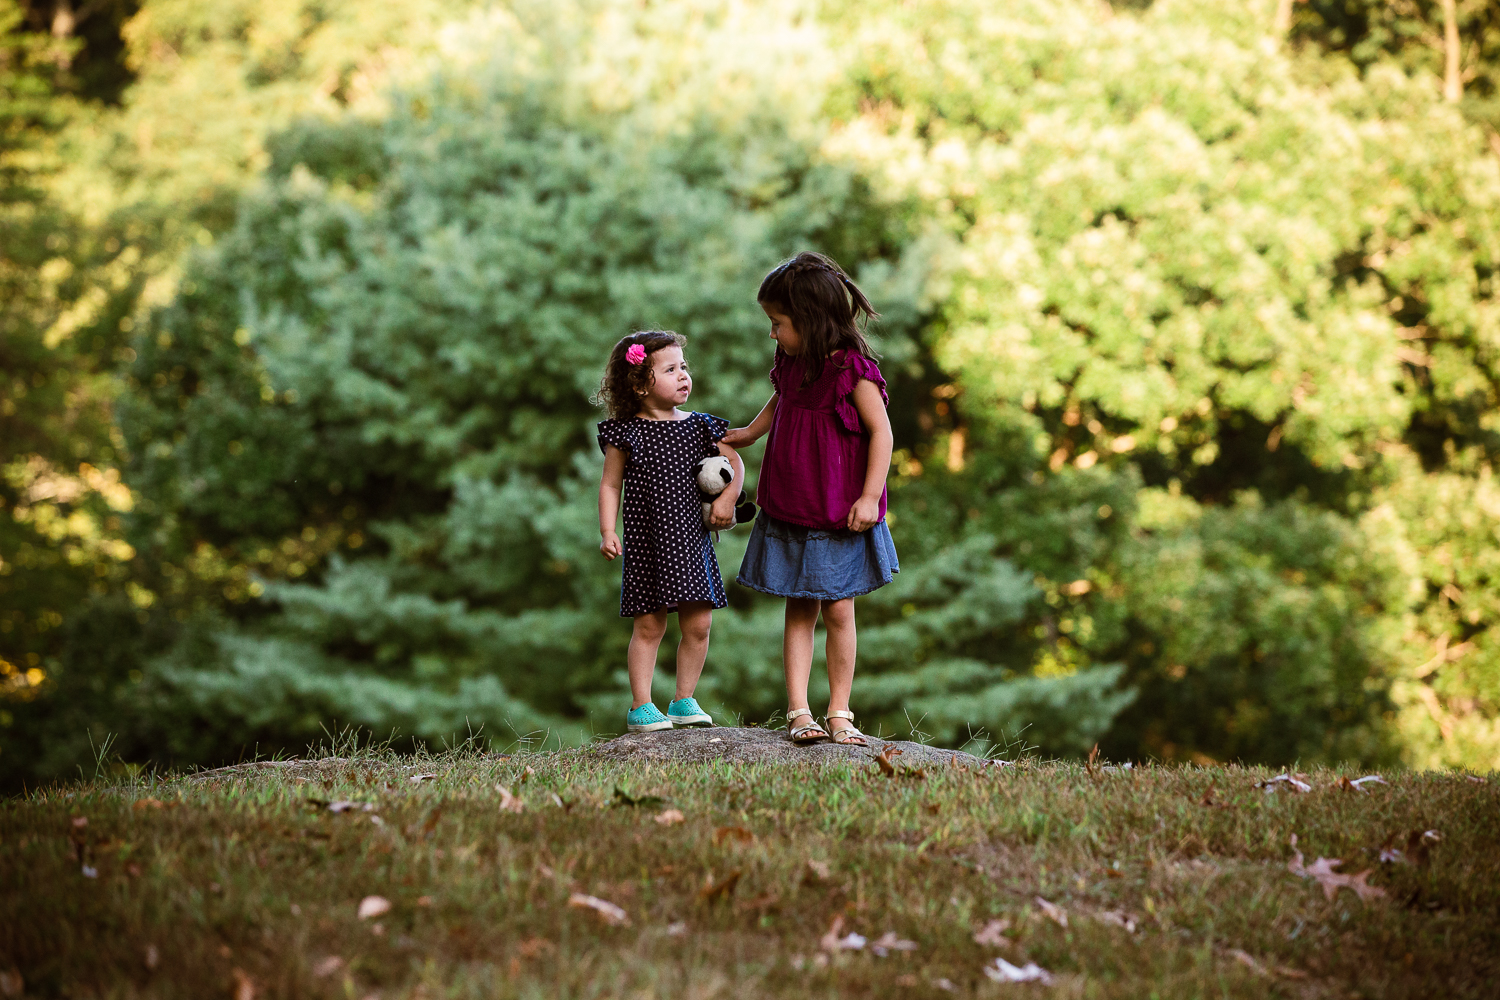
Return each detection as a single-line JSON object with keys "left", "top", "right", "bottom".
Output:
{"left": 1256, "top": 773, "right": 1311, "bottom": 793}
{"left": 1229, "top": 949, "right": 1267, "bottom": 976}
{"left": 143, "top": 944, "right": 159, "bottom": 970}
{"left": 1034, "top": 895, "right": 1068, "bottom": 928}
{"left": 516, "top": 937, "right": 555, "bottom": 959}
{"left": 983, "top": 957, "right": 1053, "bottom": 984}
{"left": 357, "top": 895, "right": 392, "bottom": 920}
{"left": 1334, "top": 774, "right": 1389, "bottom": 793}
{"left": 416, "top": 895, "right": 434, "bottom": 907}
{"left": 972, "top": 918, "right": 1013, "bottom": 947}
{"left": 736, "top": 891, "right": 781, "bottom": 915}
{"left": 496, "top": 785, "right": 524, "bottom": 814}
{"left": 520, "top": 766, "right": 535, "bottom": 784}
{"left": 819, "top": 916, "right": 867, "bottom": 952}
{"left": 312, "top": 956, "right": 345, "bottom": 977}
{"left": 804, "top": 859, "right": 832, "bottom": 883}
{"left": 1098, "top": 909, "right": 1138, "bottom": 933}
{"left": 410, "top": 773, "right": 439, "bottom": 785}
{"left": 875, "top": 745, "right": 904, "bottom": 778}
{"left": 421, "top": 807, "right": 443, "bottom": 836}
{"left": 1086, "top": 742, "right": 1100, "bottom": 781}
{"left": 231, "top": 967, "right": 256, "bottom": 1000}
{"left": 327, "top": 800, "right": 374, "bottom": 814}
{"left": 549, "top": 792, "right": 566, "bottom": 808}
{"left": 71, "top": 816, "right": 88, "bottom": 829}
{"left": 567, "top": 892, "right": 630, "bottom": 926}
{"left": 708, "top": 737, "right": 723, "bottom": 744}
{"left": 933, "top": 977, "right": 957, "bottom": 992}
{"left": 1275, "top": 966, "right": 1310, "bottom": 980}
{"left": 712, "top": 825, "right": 754, "bottom": 847}
{"left": 698, "top": 869, "right": 742, "bottom": 903}
{"left": 1465, "top": 774, "right": 1486, "bottom": 784}
{"left": 871, "top": 931, "right": 918, "bottom": 956}
{"left": 666, "top": 921, "right": 689, "bottom": 936}
{"left": 133, "top": 798, "right": 164, "bottom": 811}
{"left": 1104, "top": 866, "right": 1125, "bottom": 879}
{"left": 1288, "top": 854, "right": 1386, "bottom": 904}
{"left": 655, "top": 809, "right": 686, "bottom": 826}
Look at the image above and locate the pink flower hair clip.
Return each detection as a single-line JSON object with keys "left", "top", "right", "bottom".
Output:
{"left": 625, "top": 344, "right": 647, "bottom": 365}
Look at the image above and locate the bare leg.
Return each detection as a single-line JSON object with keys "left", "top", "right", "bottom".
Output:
{"left": 628, "top": 610, "right": 669, "bottom": 709}
{"left": 673, "top": 602, "right": 713, "bottom": 700}
{"left": 821, "top": 597, "right": 863, "bottom": 742}
{"left": 784, "top": 597, "right": 821, "bottom": 717}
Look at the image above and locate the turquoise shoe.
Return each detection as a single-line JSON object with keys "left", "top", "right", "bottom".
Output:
{"left": 667, "top": 697, "right": 713, "bottom": 727}
{"left": 626, "top": 703, "right": 672, "bottom": 733}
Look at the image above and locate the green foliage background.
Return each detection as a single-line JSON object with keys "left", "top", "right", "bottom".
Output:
{"left": 4, "top": 0, "right": 1500, "bottom": 788}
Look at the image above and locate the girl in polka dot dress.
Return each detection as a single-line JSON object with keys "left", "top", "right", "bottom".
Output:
{"left": 595, "top": 331, "right": 744, "bottom": 733}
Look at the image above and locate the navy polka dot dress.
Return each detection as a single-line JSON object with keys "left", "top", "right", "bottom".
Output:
{"left": 597, "top": 411, "right": 730, "bottom": 618}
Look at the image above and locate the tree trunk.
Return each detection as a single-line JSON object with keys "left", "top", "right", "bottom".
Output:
{"left": 1442, "top": 0, "right": 1462, "bottom": 102}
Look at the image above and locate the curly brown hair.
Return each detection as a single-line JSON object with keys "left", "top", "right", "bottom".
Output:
{"left": 592, "top": 331, "right": 688, "bottom": 420}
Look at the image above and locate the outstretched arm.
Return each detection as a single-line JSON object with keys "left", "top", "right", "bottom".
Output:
{"left": 721, "top": 393, "right": 778, "bottom": 448}
{"left": 599, "top": 445, "right": 626, "bottom": 559}
{"left": 846, "top": 379, "right": 893, "bottom": 533}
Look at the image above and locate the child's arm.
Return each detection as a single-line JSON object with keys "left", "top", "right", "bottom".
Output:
{"left": 599, "top": 445, "right": 626, "bottom": 559}
{"left": 708, "top": 442, "right": 745, "bottom": 529}
{"left": 721, "top": 393, "right": 778, "bottom": 448}
{"left": 846, "top": 379, "right": 893, "bottom": 533}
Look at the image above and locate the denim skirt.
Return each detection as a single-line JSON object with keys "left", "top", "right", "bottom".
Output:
{"left": 735, "top": 513, "right": 899, "bottom": 601}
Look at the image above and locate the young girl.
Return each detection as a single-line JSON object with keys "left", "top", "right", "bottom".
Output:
{"left": 722, "top": 252, "right": 898, "bottom": 746}
{"left": 596, "top": 331, "right": 744, "bottom": 733}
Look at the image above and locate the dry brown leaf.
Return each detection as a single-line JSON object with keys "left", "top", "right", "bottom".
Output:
{"left": 1256, "top": 773, "right": 1311, "bottom": 793}
{"left": 1229, "top": 949, "right": 1268, "bottom": 976}
{"left": 666, "top": 921, "right": 689, "bottom": 936}
{"left": 311, "top": 956, "right": 344, "bottom": 978}
{"left": 496, "top": 785, "right": 524, "bottom": 814}
{"left": 231, "top": 968, "right": 256, "bottom": 1000}
{"left": 698, "top": 869, "right": 742, "bottom": 903}
{"left": 517, "top": 937, "right": 555, "bottom": 959}
{"left": 567, "top": 892, "right": 631, "bottom": 926}
{"left": 1288, "top": 852, "right": 1386, "bottom": 904}
{"left": 1465, "top": 775, "right": 1486, "bottom": 784}
{"left": 1086, "top": 742, "right": 1100, "bottom": 781}
{"left": 133, "top": 798, "right": 164, "bottom": 811}
{"left": 983, "top": 958, "right": 1052, "bottom": 984}
{"left": 357, "top": 895, "right": 392, "bottom": 920}
{"left": 654, "top": 808, "right": 686, "bottom": 826}
{"left": 819, "top": 915, "right": 867, "bottom": 952}
{"left": 520, "top": 766, "right": 535, "bottom": 784}
{"left": 871, "top": 931, "right": 918, "bottom": 956}
{"left": 972, "top": 918, "right": 1013, "bottom": 947}
{"left": 1034, "top": 896, "right": 1068, "bottom": 928}
{"left": 1098, "top": 909, "right": 1138, "bottom": 932}
{"left": 735, "top": 891, "right": 781, "bottom": 915}
{"left": 804, "top": 859, "right": 831, "bottom": 883}
{"left": 421, "top": 807, "right": 444, "bottom": 836}
{"left": 410, "top": 773, "right": 439, "bottom": 785}
{"left": 876, "top": 745, "right": 904, "bottom": 777}
{"left": 712, "top": 825, "right": 754, "bottom": 847}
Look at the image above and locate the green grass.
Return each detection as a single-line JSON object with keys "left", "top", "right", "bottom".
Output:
{"left": 3, "top": 745, "right": 1497, "bottom": 998}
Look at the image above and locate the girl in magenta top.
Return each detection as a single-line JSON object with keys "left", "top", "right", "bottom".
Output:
{"left": 723, "top": 252, "right": 899, "bottom": 747}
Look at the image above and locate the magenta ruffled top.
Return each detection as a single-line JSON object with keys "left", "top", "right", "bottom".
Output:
{"left": 756, "top": 348, "right": 889, "bottom": 531}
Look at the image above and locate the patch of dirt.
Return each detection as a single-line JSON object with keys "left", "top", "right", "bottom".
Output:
{"left": 578, "top": 725, "right": 999, "bottom": 770}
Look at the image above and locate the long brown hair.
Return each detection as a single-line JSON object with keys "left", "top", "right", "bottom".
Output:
{"left": 592, "top": 330, "right": 687, "bottom": 420}
{"left": 757, "top": 251, "right": 879, "bottom": 385}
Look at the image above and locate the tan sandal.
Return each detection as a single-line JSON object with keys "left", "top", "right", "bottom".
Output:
{"left": 824, "top": 710, "right": 868, "bottom": 746}
{"left": 787, "top": 707, "right": 829, "bottom": 745}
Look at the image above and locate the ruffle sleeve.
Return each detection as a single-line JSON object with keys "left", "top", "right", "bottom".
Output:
{"left": 769, "top": 348, "right": 791, "bottom": 395}
{"left": 698, "top": 412, "right": 730, "bottom": 449}
{"left": 833, "top": 353, "right": 889, "bottom": 434}
{"left": 597, "top": 418, "right": 633, "bottom": 456}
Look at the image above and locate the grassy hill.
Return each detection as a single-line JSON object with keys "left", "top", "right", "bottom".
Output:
{"left": 2, "top": 736, "right": 1496, "bottom": 998}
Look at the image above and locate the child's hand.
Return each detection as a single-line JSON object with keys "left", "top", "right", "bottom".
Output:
{"left": 720, "top": 427, "right": 755, "bottom": 448}
{"left": 708, "top": 494, "right": 737, "bottom": 530}
{"left": 600, "top": 531, "right": 623, "bottom": 560}
{"left": 846, "top": 497, "right": 881, "bottom": 533}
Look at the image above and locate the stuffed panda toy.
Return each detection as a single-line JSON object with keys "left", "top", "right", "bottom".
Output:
{"left": 695, "top": 456, "right": 757, "bottom": 529}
